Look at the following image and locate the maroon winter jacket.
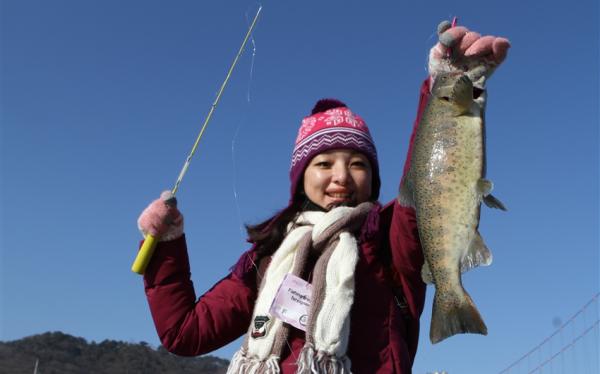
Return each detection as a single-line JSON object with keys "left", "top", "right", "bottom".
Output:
{"left": 143, "top": 79, "right": 432, "bottom": 373}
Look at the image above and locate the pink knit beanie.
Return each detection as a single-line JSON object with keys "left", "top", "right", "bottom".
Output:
{"left": 289, "top": 99, "right": 380, "bottom": 201}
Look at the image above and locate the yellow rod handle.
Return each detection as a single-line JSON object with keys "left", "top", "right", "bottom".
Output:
{"left": 131, "top": 234, "right": 159, "bottom": 274}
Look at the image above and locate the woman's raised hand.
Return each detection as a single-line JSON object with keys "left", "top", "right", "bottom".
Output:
{"left": 137, "top": 191, "right": 184, "bottom": 242}
{"left": 428, "top": 20, "right": 511, "bottom": 89}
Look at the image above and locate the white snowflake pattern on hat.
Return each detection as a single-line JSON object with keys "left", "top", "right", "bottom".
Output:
{"left": 323, "top": 109, "right": 345, "bottom": 127}
{"left": 322, "top": 108, "right": 363, "bottom": 128}
{"left": 296, "top": 117, "right": 318, "bottom": 143}
{"left": 343, "top": 114, "right": 362, "bottom": 128}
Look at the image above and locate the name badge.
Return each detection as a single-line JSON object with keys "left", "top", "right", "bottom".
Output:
{"left": 269, "top": 273, "right": 312, "bottom": 331}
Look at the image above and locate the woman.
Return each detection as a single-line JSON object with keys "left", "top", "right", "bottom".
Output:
{"left": 137, "top": 21, "right": 510, "bottom": 373}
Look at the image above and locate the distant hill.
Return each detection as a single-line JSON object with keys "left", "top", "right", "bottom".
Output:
{"left": 0, "top": 331, "right": 230, "bottom": 374}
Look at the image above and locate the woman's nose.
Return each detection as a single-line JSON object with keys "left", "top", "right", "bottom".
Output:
{"left": 332, "top": 164, "right": 349, "bottom": 185}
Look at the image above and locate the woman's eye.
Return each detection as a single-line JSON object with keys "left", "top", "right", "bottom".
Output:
{"left": 351, "top": 161, "right": 367, "bottom": 168}
{"left": 315, "top": 161, "right": 331, "bottom": 168}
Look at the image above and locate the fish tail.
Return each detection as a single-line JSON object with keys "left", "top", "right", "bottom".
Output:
{"left": 430, "top": 287, "right": 487, "bottom": 344}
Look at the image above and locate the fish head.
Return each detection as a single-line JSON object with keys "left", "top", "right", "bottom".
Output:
{"left": 431, "top": 73, "right": 474, "bottom": 115}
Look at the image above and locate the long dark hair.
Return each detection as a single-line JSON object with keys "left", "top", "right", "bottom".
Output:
{"left": 245, "top": 196, "right": 330, "bottom": 259}
{"left": 246, "top": 201, "right": 300, "bottom": 259}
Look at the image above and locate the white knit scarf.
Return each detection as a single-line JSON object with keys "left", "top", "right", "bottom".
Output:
{"left": 226, "top": 202, "right": 373, "bottom": 374}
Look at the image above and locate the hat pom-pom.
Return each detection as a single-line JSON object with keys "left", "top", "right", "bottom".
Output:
{"left": 311, "top": 98, "right": 347, "bottom": 115}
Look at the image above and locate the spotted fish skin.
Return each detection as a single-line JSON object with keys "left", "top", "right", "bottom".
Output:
{"left": 400, "top": 73, "right": 505, "bottom": 344}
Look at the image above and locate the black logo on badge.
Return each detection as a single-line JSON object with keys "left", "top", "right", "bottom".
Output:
{"left": 251, "top": 315, "right": 270, "bottom": 339}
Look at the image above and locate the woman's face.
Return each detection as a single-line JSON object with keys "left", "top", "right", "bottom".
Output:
{"left": 303, "top": 149, "right": 372, "bottom": 210}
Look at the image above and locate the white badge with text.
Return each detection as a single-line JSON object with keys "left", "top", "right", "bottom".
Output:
{"left": 270, "top": 273, "right": 312, "bottom": 331}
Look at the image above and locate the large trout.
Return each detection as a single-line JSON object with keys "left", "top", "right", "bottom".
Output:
{"left": 399, "top": 73, "right": 506, "bottom": 344}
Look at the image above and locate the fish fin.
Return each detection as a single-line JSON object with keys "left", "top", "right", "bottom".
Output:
{"left": 477, "top": 178, "right": 493, "bottom": 196}
{"left": 398, "top": 170, "right": 416, "bottom": 208}
{"left": 461, "top": 231, "right": 493, "bottom": 274}
{"left": 483, "top": 194, "right": 508, "bottom": 211}
{"left": 477, "top": 178, "right": 507, "bottom": 211}
{"left": 430, "top": 288, "right": 488, "bottom": 344}
{"left": 421, "top": 261, "right": 434, "bottom": 284}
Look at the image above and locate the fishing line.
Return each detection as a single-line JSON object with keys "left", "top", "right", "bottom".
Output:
{"left": 246, "top": 13, "right": 257, "bottom": 103}
{"left": 231, "top": 4, "right": 260, "bottom": 242}
{"left": 423, "top": 28, "right": 438, "bottom": 75}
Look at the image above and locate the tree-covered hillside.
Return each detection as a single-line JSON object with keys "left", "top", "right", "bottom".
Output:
{"left": 0, "top": 332, "right": 229, "bottom": 374}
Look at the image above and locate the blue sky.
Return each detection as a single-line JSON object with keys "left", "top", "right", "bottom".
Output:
{"left": 1, "top": 1, "right": 598, "bottom": 373}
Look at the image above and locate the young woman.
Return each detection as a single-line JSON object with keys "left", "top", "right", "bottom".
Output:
{"left": 137, "top": 21, "right": 510, "bottom": 373}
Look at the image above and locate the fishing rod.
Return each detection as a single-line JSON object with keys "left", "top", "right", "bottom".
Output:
{"left": 131, "top": 6, "right": 263, "bottom": 275}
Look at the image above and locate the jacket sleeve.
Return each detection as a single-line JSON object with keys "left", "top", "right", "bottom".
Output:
{"left": 387, "top": 77, "right": 431, "bottom": 361}
{"left": 142, "top": 235, "right": 257, "bottom": 356}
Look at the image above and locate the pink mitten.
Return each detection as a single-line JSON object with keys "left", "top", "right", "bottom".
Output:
{"left": 137, "top": 191, "right": 184, "bottom": 241}
{"left": 429, "top": 20, "right": 510, "bottom": 89}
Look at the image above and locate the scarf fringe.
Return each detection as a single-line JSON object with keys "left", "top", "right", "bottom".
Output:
{"left": 227, "top": 349, "right": 281, "bottom": 374}
{"left": 296, "top": 345, "right": 352, "bottom": 374}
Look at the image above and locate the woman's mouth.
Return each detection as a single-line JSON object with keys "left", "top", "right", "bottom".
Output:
{"left": 326, "top": 192, "right": 353, "bottom": 202}
{"left": 325, "top": 192, "right": 357, "bottom": 209}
